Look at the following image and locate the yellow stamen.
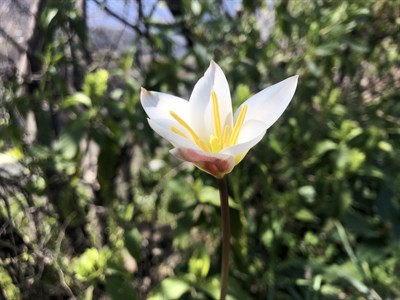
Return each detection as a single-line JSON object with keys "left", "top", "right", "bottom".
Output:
{"left": 170, "top": 110, "right": 210, "bottom": 152}
{"left": 209, "top": 135, "right": 221, "bottom": 152}
{"left": 171, "top": 126, "right": 188, "bottom": 138}
{"left": 211, "top": 91, "right": 223, "bottom": 143}
{"left": 229, "top": 104, "right": 248, "bottom": 145}
{"left": 222, "top": 125, "right": 230, "bottom": 148}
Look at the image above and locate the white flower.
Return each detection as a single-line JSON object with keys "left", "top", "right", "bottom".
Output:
{"left": 141, "top": 61, "right": 298, "bottom": 178}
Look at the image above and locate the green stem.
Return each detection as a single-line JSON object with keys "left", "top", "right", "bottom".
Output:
{"left": 218, "top": 176, "right": 230, "bottom": 300}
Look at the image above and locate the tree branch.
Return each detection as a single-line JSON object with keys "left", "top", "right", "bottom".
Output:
{"left": 92, "top": 0, "right": 144, "bottom": 36}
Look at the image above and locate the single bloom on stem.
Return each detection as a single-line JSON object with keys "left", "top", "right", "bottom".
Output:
{"left": 141, "top": 61, "right": 298, "bottom": 178}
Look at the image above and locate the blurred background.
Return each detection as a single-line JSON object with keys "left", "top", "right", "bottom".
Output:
{"left": 0, "top": 0, "right": 399, "bottom": 299}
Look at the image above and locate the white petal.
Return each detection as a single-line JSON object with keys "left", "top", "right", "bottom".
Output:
{"left": 221, "top": 120, "right": 267, "bottom": 157}
{"left": 148, "top": 118, "right": 201, "bottom": 150}
{"left": 235, "top": 75, "right": 298, "bottom": 129}
{"left": 211, "top": 61, "right": 234, "bottom": 132}
{"left": 189, "top": 61, "right": 233, "bottom": 141}
{"left": 141, "top": 88, "right": 189, "bottom": 121}
{"left": 170, "top": 147, "right": 235, "bottom": 178}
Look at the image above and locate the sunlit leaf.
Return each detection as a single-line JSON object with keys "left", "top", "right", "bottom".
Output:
{"left": 148, "top": 277, "right": 190, "bottom": 300}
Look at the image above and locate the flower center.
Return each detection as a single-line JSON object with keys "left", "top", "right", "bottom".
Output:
{"left": 170, "top": 90, "right": 247, "bottom": 153}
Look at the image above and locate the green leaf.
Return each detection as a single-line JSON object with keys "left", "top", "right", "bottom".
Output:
{"left": 63, "top": 92, "right": 92, "bottom": 108}
{"left": 298, "top": 185, "right": 316, "bottom": 204}
{"left": 315, "top": 140, "right": 337, "bottom": 156}
{"left": 120, "top": 52, "right": 134, "bottom": 73}
{"left": 198, "top": 186, "right": 239, "bottom": 209}
{"left": 295, "top": 208, "right": 318, "bottom": 222}
{"left": 314, "top": 43, "right": 340, "bottom": 56}
{"left": 148, "top": 277, "right": 190, "bottom": 300}
{"left": 54, "top": 131, "right": 78, "bottom": 160}
{"left": 347, "top": 148, "right": 366, "bottom": 172}
{"left": 189, "top": 246, "right": 210, "bottom": 278}
{"left": 42, "top": 8, "right": 58, "bottom": 27}
{"left": 378, "top": 141, "right": 393, "bottom": 153}
{"left": 305, "top": 140, "right": 337, "bottom": 165}
{"left": 54, "top": 118, "right": 87, "bottom": 160}
{"left": 196, "top": 276, "right": 220, "bottom": 299}
{"left": 124, "top": 228, "right": 142, "bottom": 261}
{"left": 197, "top": 276, "right": 252, "bottom": 300}
{"left": 105, "top": 275, "right": 138, "bottom": 300}
{"left": 191, "top": 0, "right": 201, "bottom": 15}
{"left": 72, "top": 248, "right": 110, "bottom": 282}
{"left": 345, "top": 39, "right": 369, "bottom": 53}
{"left": 83, "top": 69, "right": 109, "bottom": 100}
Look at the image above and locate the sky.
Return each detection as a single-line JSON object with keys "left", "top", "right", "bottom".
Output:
{"left": 86, "top": 0, "right": 246, "bottom": 51}
{"left": 86, "top": 0, "right": 243, "bottom": 29}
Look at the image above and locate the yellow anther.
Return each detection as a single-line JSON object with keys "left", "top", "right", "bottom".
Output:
{"left": 170, "top": 110, "right": 210, "bottom": 152}
{"left": 230, "top": 104, "right": 248, "bottom": 145}
{"left": 211, "top": 90, "right": 223, "bottom": 143}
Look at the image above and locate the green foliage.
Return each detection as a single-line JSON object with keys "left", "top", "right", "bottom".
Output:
{"left": 124, "top": 227, "right": 142, "bottom": 261}
{"left": 1, "top": 0, "right": 399, "bottom": 299}
{"left": 73, "top": 247, "right": 111, "bottom": 282}
{"left": 148, "top": 277, "right": 191, "bottom": 300}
